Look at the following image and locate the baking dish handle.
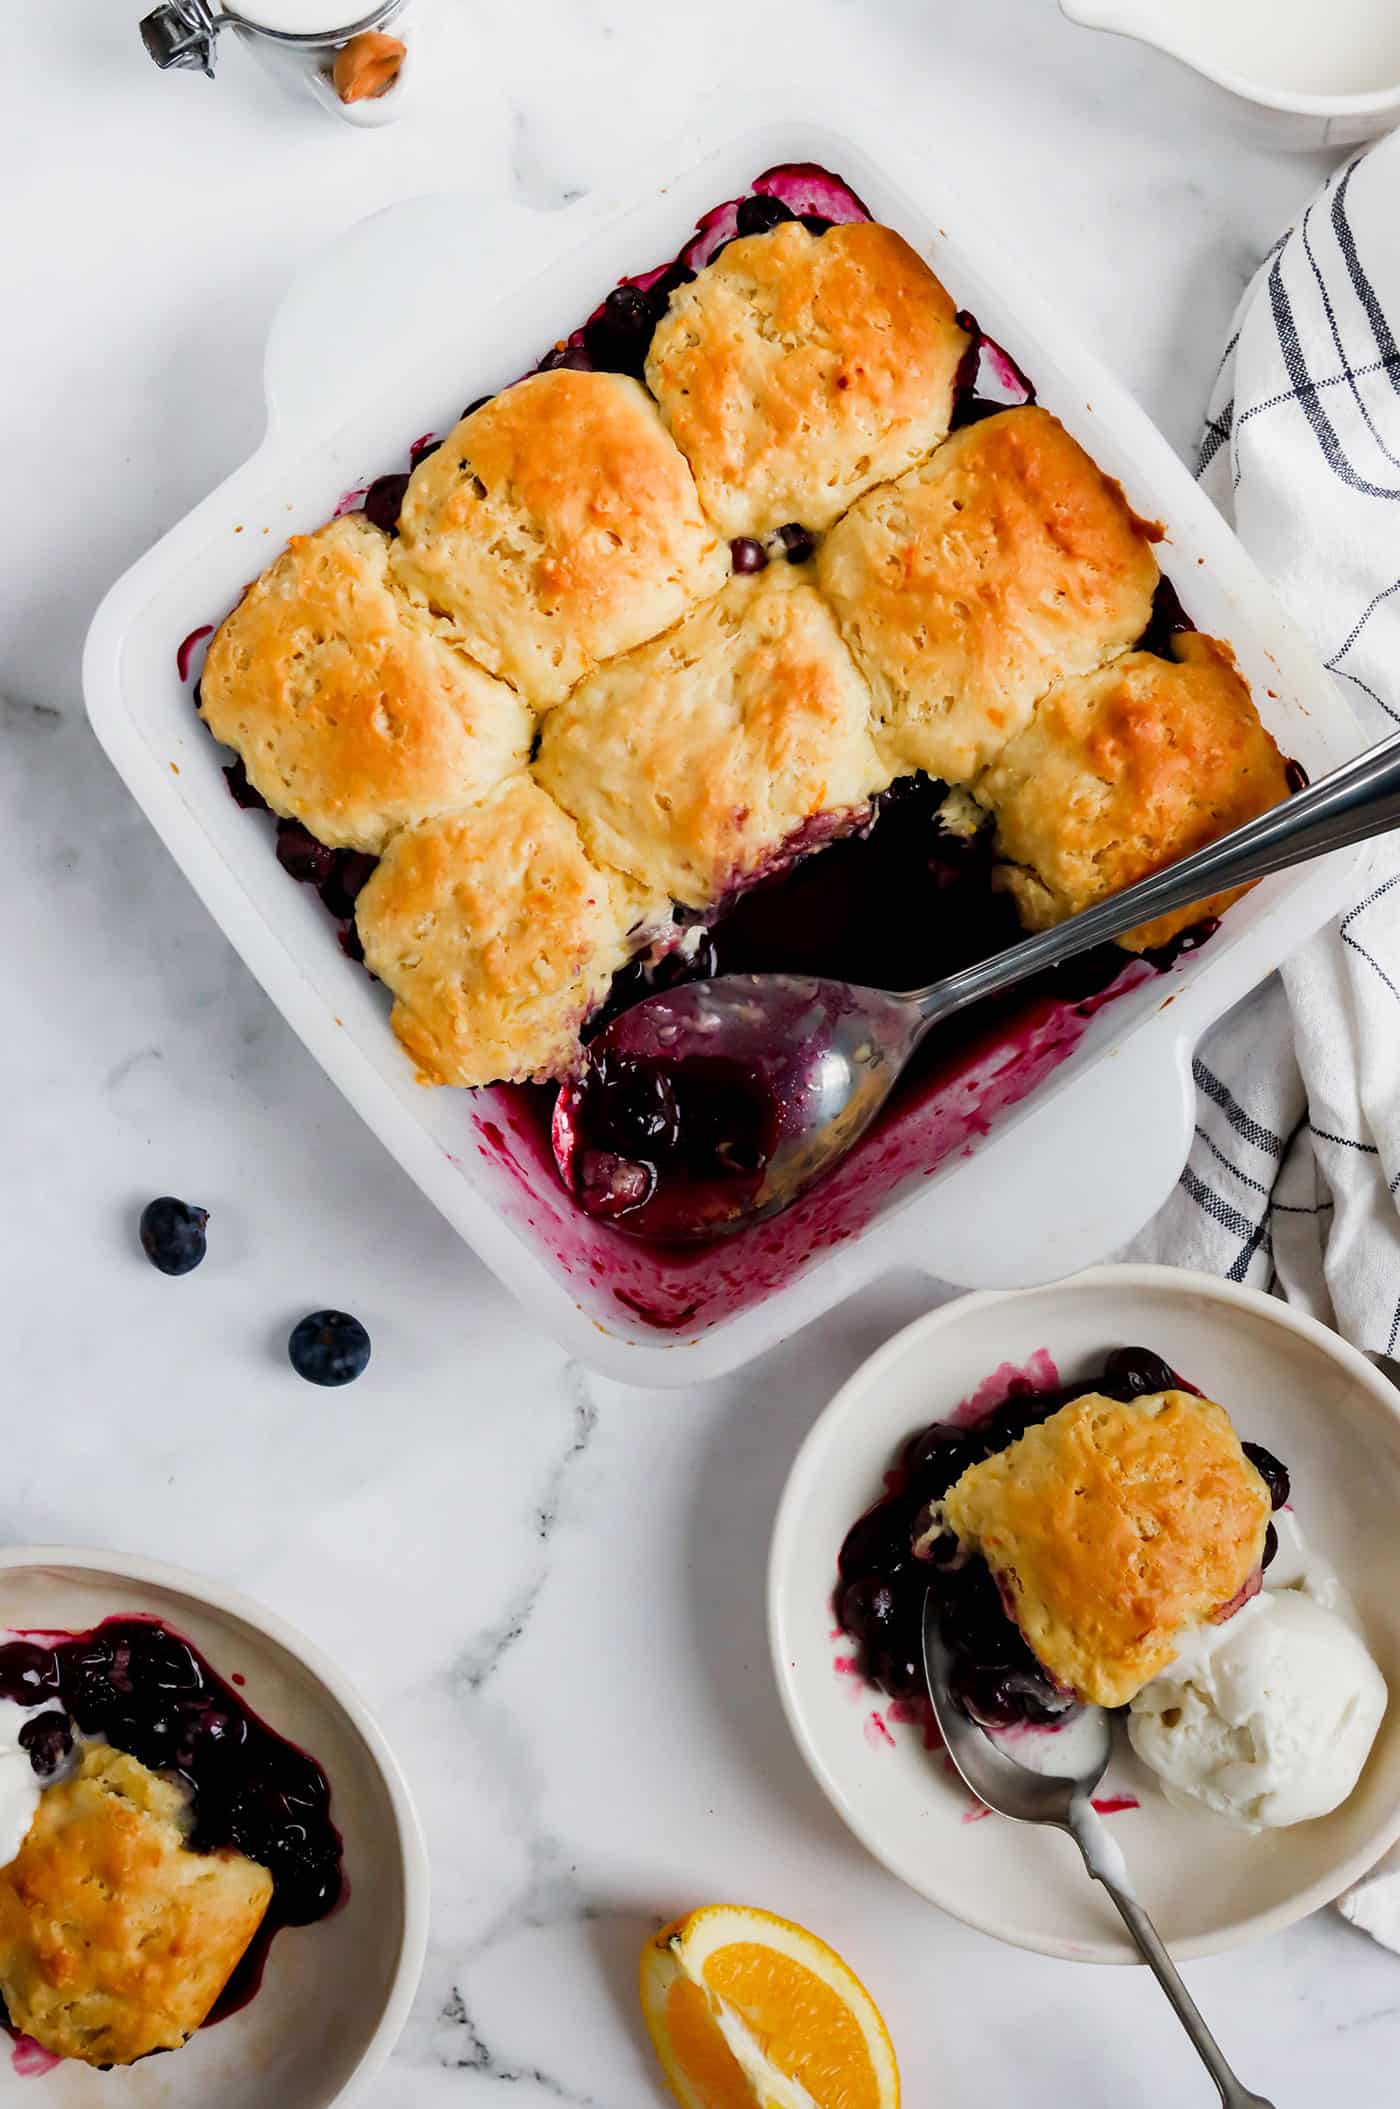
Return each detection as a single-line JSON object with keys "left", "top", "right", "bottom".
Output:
{"left": 260, "top": 191, "right": 550, "bottom": 442}
{"left": 903, "top": 1028, "right": 1196, "bottom": 1291}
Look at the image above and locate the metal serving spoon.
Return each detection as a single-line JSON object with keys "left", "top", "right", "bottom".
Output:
{"left": 922, "top": 1596, "right": 1275, "bottom": 2108}
{"left": 554, "top": 730, "right": 1400, "bottom": 1240}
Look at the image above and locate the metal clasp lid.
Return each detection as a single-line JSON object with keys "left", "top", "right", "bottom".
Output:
{"left": 140, "top": 0, "right": 225, "bottom": 78}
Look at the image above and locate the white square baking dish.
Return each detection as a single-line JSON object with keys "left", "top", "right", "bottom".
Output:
{"left": 83, "top": 114, "right": 1361, "bottom": 1385}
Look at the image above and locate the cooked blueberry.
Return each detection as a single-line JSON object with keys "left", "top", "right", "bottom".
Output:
{"left": 838, "top": 1576, "right": 900, "bottom": 1645}
{"left": 582, "top": 284, "right": 658, "bottom": 378}
{"left": 275, "top": 819, "right": 336, "bottom": 889}
{"left": 872, "top": 1639, "right": 926, "bottom": 1703}
{"left": 1262, "top": 1520, "right": 1279, "bottom": 1570}
{"left": 0, "top": 1645, "right": 58, "bottom": 1705}
{"left": 837, "top": 1492, "right": 919, "bottom": 1583}
{"left": 362, "top": 471, "right": 410, "bottom": 535}
{"left": 576, "top": 1150, "right": 655, "bottom": 1220}
{"left": 17, "top": 1711, "right": 72, "bottom": 1777}
{"left": 461, "top": 394, "right": 494, "bottom": 418}
{"left": 139, "top": 1197, "right": 209, "bottom": 1277}
{"left": 776, "top": 522, "right": 816, "bottom": 565}
{"left": 537, "top": 340, "right": 592, "bottom": 373}
{"left": 952, "top": 1660, "right": 1066, "bottom": 1730}
{"left": 409, "top": 436, "right": 441, "bottom": 466}
{"left": 288, "top": 1310, "right": 371, "bottom": 1387}
{"left": 730, "top": 537, "right": 768, "bottom": 575}
{"left": 736, "top": 195, "right": 796, "bottom": 236}
{"left": 800, "top": 213, "right": 832, "bottom": 236}
{"left": 223, "top": 756, "right": 268, "bottom": 811}
{"left": 1101, "top": 1346, "right": 1180, "bottom": 1399}
{"left": 908, "top": 1435, "right": 985, "bottom": 1503}
{"left": 318, "top": 850, "right": 378, "bottom": 922}
{"left": 582, "top": 1052, "right": 682, "bottom": 1154}
{"left": 1241, "top": 1442, "right": 1289, "bottom": 1511}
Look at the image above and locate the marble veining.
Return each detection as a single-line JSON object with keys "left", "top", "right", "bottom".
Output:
{"left": 6, "top": 0, "right": 1399, "bottom": 2099}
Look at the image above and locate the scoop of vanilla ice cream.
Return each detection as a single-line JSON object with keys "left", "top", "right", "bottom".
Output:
{"left": 1127, "top": 1589, "right": 1387, "bottom": 1830}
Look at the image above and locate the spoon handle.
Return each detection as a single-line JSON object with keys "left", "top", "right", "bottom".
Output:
{"left": 1084, "top": 1863, "right": 1274, "bottom": 2108}
{"left": 917, "top": 729, "right": 1400, "bottom": 1027}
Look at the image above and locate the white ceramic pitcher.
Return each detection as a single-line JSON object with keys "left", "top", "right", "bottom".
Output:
{"left": 1060, "top": 0, "right": 1400, "bottom": 148}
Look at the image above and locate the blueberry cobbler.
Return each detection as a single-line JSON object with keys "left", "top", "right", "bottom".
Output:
{"left": 838, "top": 1352, "right": 1388, "bottom": 1830}
{"left": 184, "top": 162, "right": 1295, "bottom": 1248}
{"left": 0, "top": 1618, "right": 342, "bottom": 2068}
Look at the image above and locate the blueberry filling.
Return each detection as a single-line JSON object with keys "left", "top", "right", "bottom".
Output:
{"left": 0, "top": 1619, "right": 344, "bottom": 2021}
{"left": 730, "top": 536, "right": 768, "bottom": 575}
{"left": 836, "top": 1348, "right": 1286, "bottom": 1733}
{"left": 561, "top": 780, "right": 1188, "bottom": 1231}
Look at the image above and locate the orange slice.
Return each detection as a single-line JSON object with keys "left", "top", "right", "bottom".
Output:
{"left": 639, "top": 1903, "right": 900, "bottom": 2109}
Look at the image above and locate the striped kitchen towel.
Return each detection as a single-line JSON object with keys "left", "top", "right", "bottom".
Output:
{"left": 1126, "top": 130, "right": 1400, "bottom": 1361}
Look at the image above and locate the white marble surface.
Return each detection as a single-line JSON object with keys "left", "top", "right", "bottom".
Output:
{"left": 5, "top": 1, "right": 1400, "bottom": 2100}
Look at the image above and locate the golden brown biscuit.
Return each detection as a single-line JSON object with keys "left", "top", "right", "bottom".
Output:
{"left": 391, "top": 371, "right": 728, "bottom": 708}
{"left": 0, "top": 1745, "right": 272, "bottom": 2068}
{"left": 817, "top": 406, "right": 1161, "bottom": 782}
{"left": 944, "top": 1390, "right": 1272, "bottom": 1709}
{"left": 356, "top": 777, "right": 663, "bottom": 1087}
{"left": 535, "top": 570, "right": 889, "bottom": 909}
{"left": 646, "top": 220, "right": 969, "bottom": 539}
{"left": 200, "top": 514, "right": 532, "bottom": 853}
{"left": 979, "top": 632, "right": 1293, "bottom": 951}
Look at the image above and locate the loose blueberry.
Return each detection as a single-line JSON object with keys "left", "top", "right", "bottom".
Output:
{"left": 288, "top": 1310, "right": 371, "bottom": 1387}
{"left": 1243, "top": 1442, "right": 1290, "bottom": 1511}
{"left": 730, "top": 537, "right": 768, "bottom": 575}
{"left": 139, "top": 1197, "right": 210, "bottom": 1277}
{"left": 736, "top": 195, "right": 796, "bottom": 236}
{"left": 362, "top": 471, "right": 410, "bottom": 535}
{"left": 17, "top": 1711, "right": 72, "bottom": 1778}
{"left": 776, "top": 522, "right": 816, "bottom": 565}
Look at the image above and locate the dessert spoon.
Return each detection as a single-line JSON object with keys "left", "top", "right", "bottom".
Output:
{"left": 554, "top": 729, "right": 1400, "bottom": 1239}
{"left": 921, "top": 1593, "right": 1276, "bottom": 2109}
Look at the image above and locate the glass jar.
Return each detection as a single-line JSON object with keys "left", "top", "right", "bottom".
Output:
{"left": 140, "top": 0, "right": 415, "bottom": 127}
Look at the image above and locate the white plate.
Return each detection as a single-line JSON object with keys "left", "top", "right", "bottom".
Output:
{"left": 768, "top": 1266, "right": 1400, "bottom": 1962}
{"left": 84, "top": 110, "right": 1362, "bottom": 1383}
{"left": 0, "top": 1548, "right": 428, "bottom": 2105}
